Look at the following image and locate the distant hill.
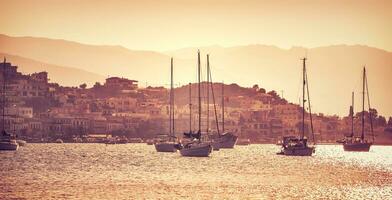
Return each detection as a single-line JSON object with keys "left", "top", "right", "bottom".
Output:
{"left": 0, "top": 52, "right": 105, "bottom": 87}
{"left": 167, "top": 45, "right": 392, "bottom": 117}
{"left": 172, "top": 82, "right": 262, "bottom": 106}
{"left": 0, "top": 34, "right": 173, "bottom": 83}
{"left": 0, "top": 34, "right": 391, "bottom": 117}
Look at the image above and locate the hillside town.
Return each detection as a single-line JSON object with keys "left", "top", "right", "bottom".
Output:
{"left": 2, "top": 61, "right": 392, "bottom": 144}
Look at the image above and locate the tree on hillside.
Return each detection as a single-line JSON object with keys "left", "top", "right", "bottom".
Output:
{"left": 267, "top": 90, "right": 278, "bottom": 98}
{"left": 93, "top": 82, "right": 101, "bottom": 88}
{"left": 369, "top": 108, "right": 378, "bottom": 118}
{"left": 375, "top": 116, "right": 387, "bottom": 127}
{"left": 79, "top": 83, "right": 87, "bottom": 89}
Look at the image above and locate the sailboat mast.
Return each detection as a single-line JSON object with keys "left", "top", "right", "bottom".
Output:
{"left": 208, "top": 64, "right": 220, "bottom": 135}
{"left": 198, "top": 50, "right": 201, "bottom": 138}
{"left": 222, "top": 82, "right": 225, "bottom": 132}
{"left": 305, "top": 67, "right": 315, "bottom": 143}
{"left": 189, "top": 83, "right": 192, "bottom": 133}
{"left": 302, "top": 58, "right": 306, "bottom": 139}
{"left": 168, "top": 58, "right": 172, "bottom": 136}
{"left": 171, "top": 57, "right": 174, "bottom": 137}
{"left": 351, "top": 92, "right": 354, "bottom": 137}
{"left": 361, "top": 67, "right": 365, "bottom": 141}
{"left": 2, "top": 58, "right": 6, "bottom": 132}
{"left": 365, "top": 70, "right": 374, "bottom": 142}
{"left": 206, "top": 54, "right": 210, "bottom": 134}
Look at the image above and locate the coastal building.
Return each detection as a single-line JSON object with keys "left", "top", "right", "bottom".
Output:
{"left": 104, "top": 77, "right": 138, "bottom": 90}
{"left": 5, "top": 106, "right": 33, "bottom": 118}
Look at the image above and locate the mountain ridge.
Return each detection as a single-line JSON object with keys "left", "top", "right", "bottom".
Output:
{"left": 0, "top": 52, "right": 105, "bottom": 87}
{"left": 0, "top": 33, "right": 391, "bottom": 117}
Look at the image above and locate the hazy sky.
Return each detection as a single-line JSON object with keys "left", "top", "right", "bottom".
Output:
{"left": 1, "top": 0, "right": 391, "bottom": 51}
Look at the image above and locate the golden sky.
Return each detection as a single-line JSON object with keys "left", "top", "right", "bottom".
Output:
{"left": 1, "top": 0, "right": 391, "bottom": 51}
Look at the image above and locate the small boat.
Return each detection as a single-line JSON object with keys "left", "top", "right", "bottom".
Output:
{"left": 155, "top": 140, "right": 178, "bottom": 152}
{"left": 155, "top": 58, "right": 179, "bottom": 152}
{"left": 211, "top": 132, "right": 238, "bottom": 149}
{"left": 179, "top": 139, "right": 212, "bottom": 157}
{"left": 155, "top": 135, "right": 178, "bottom": 152}
{"left": 204, "top": 55, "right": 237, "bottom": 150}
{"left": 343, "top": 137, "right": 372, "bottom": 151}
{"left": 128, "top": 138, "right": 143, "bottom": 143}
{"left": 146, "top": 139, "right": 154, "bottom": 145}
{"left": 342, "top": 67, "right": 373, "bottom": 152}
{"left": 117, "top": 136, "right": 128, "bottom": 144}
{"left": 277, "top": 58, "right": 316, "bottom": 156}
{"left": 55, "top": 139, "right": 63, "bottom": 143}
{"left": 105, "top": 139, "right": 116, "bottom": 144}
{"left": 211, "top": 81, "right": 237, "bottom": 149}
{"left": 277, "top": 136, "right": 315, "bottom": 156}
{"left": 0, "top": 131, "right": 19, "bottom": 151}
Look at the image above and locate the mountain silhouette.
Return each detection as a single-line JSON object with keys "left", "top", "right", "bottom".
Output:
{"left": 0, "top": 34, "right": 391, "bottom": 117}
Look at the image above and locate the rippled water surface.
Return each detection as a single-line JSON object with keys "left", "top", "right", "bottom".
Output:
{"left": 1, "top": 144, "right": 392, "bottom": 199}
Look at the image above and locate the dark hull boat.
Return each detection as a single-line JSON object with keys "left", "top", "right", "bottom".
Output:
{"left": 281, "top": 144, "right": 315, "bottom": 156}
{"left": 146, "top": 139, "right": 154, "bottom": 145}
{"left": 277, "top": 58, "right": 316, "bottom": 156}
{"left": 0, "top": 133, "right": 19, "bottom": 151}
{"left": 179, "top": 51, "right": 212, "bottom": 157}
{"left": 343, "top": 141, "right": 372, "bottom": 152}
{"left": 341, "top": 68, "right": 374, "bottom": 152}
{"left": 155, "top": 141, "right": 177, "bottom": 152}
{"left": 179, "top": 141, "right": 212, "bottom": 157}
{"left": 179, "top": 131, "right": 212, "bottom": 157}
{"left": 211, "top": 132, "right": 238, "bottom": 149}
{"left": 0, "top": 142, "right": 18, "bottom": 150}
{"left": 283, "top": 147, "right": 315, "bottom": 156}
{"left": 155, "top": 58, "right": 178, "bottom": 153}
{"left": 208, "top": 73, "right": 238, "bottom": 150}
{"left": 277, "top": 136, "right": 315, "bottom": 156}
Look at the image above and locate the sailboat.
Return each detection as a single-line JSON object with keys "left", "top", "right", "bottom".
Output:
{"left": 0, "top": 58, "right": 18, "bottom": 151}
{"left": 210, "top": 80, "right": 238, "bottom": 149}
{"left": 277, "top": 58, "right": 315, "bottom": 156}
{"left": 179, "top": 50, "right": 212, "bottom": 157}
{"left": 154, "top": 58, "right": 178, "bottom": 152}
{"left": 201, "top": 54, "right": 237, "bottom": 149}
{"left": 342, "top": 67, "right": 373, "bottom": 152}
